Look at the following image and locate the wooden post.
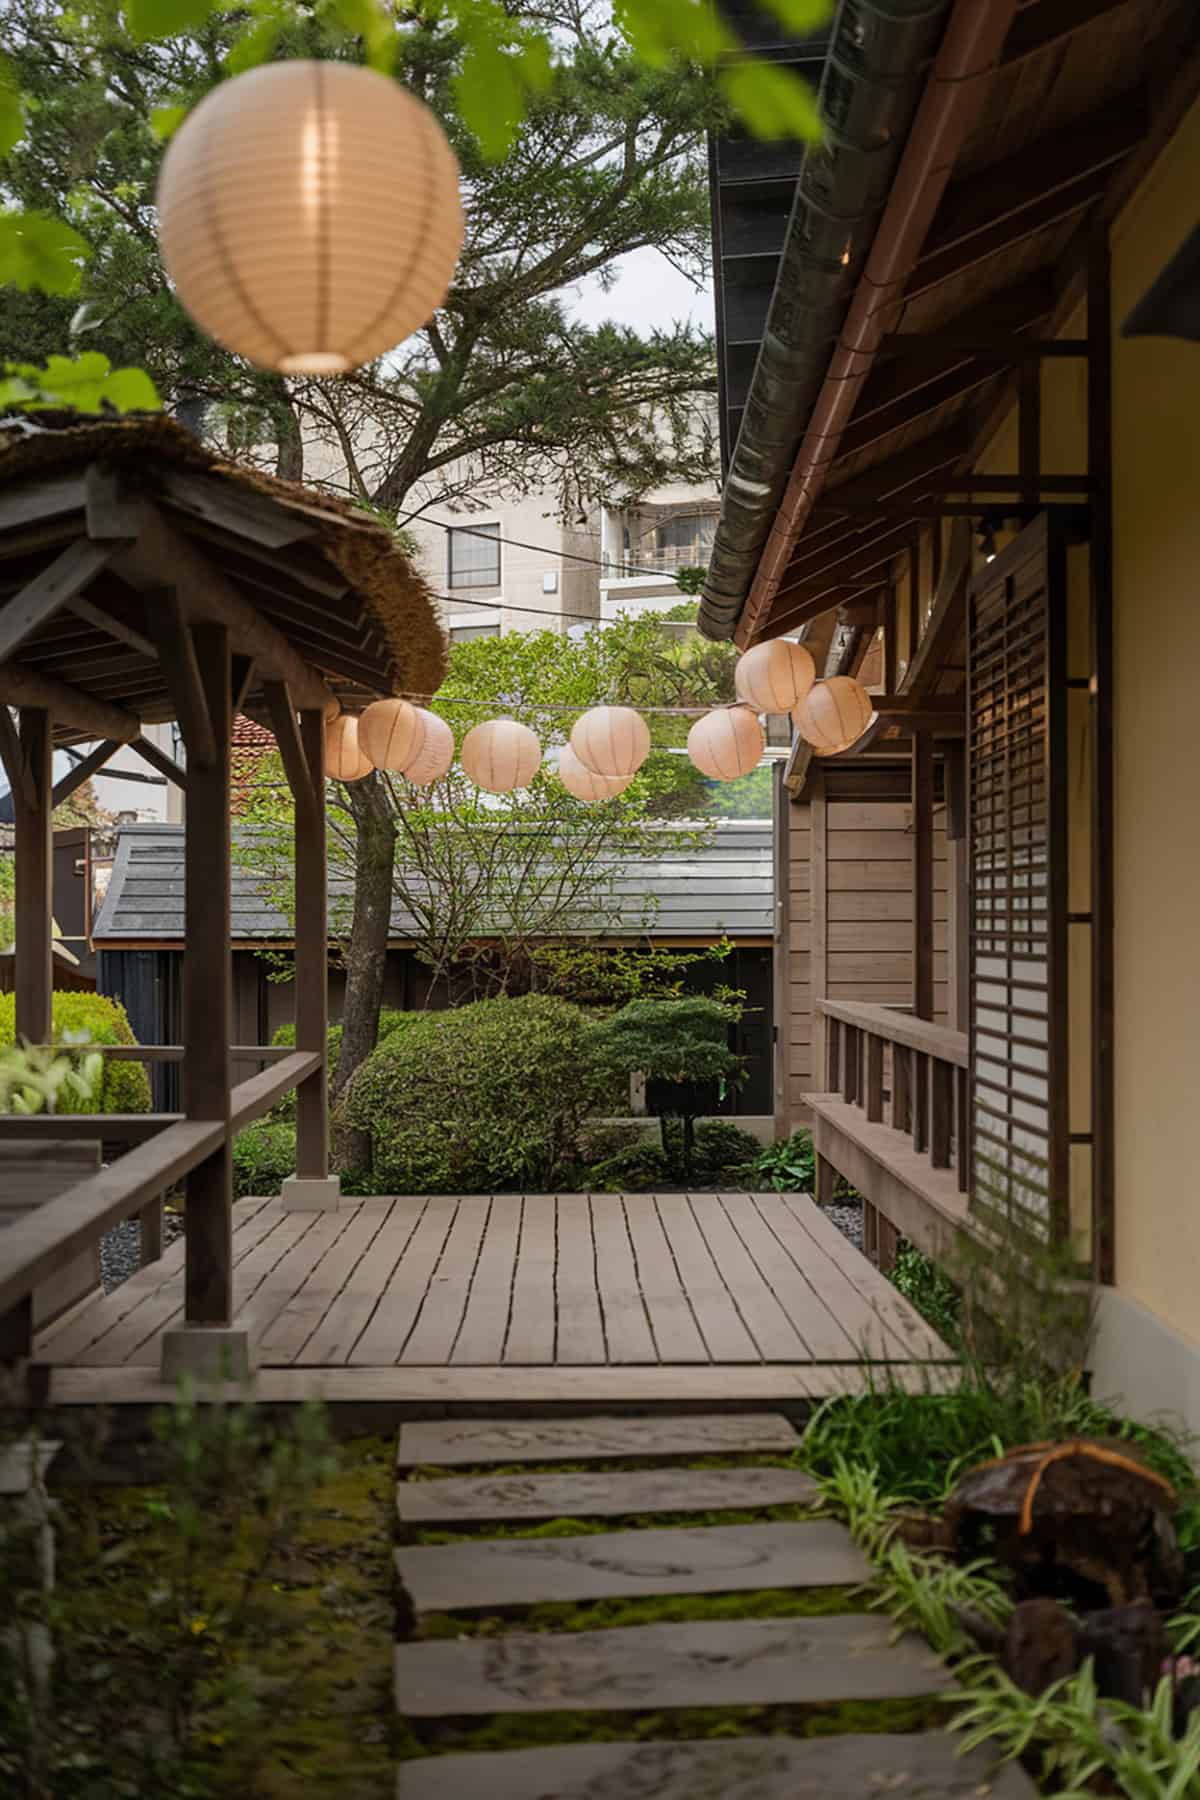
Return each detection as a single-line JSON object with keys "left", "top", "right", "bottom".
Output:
{"left": 913, "top": 1053, "right": 930, "bottom": 1156}
{"left": 293, "top": 708, "right": 332, "bottom": 1189}
{"left": 865, "top": 1033, "right": 884, "bottom": 1123}
{"left": 893, "top": 1043, "right": 911, "bottom": 1134}
{"left": 11, "top": 709, "right": 54, "bottom": 1048}
{"left": 912, "top": 731, "right": 935, "bottom": 1021}
{"left": 930, "top": 1058, "right": 953, "bottom": 1169}
{"left": 1088, "top": 223, "right": 1116, "bottom": 1287}
{"left": 161, "top": 622, "right": 241, "bottom": 1378}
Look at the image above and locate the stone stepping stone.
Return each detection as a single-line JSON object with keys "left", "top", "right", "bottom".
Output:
{"left": 397, "top": 1413, "right": 798, "bottom": 1470}
{"left": 394, "top": 1614, "right": 947, "bottom": 1716}
{"left": 397, "top": 1519, "right": 867, "bottom": 1613}
{"left": 395, "top": 1732, "right": 1040, "bottom": 1798}
{"left": 396, "top": 1464, "right": 819, "bottom": 1526}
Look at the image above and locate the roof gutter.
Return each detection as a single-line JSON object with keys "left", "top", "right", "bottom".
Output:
{"left": 700, "top": 0, "right": 1017, "bottom": 644}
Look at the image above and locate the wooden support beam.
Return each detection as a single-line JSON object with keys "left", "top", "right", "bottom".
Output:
{"left": 0, "top": 539, "right": 117, "bottom": 664}
{"left": 0, "top": 706, "right": 33, "bottom": 811}
{"left": 114, "top": 502, "right": 334, "bottom": 713}
{"left": 263, "top": 682, "right": 316, "bottom": 830}
{"left": 51, "top": 739, "right": 121, "bottom": 809}
{"left": 14, "top": 708, "right": 53, "bottom": 1047}
{"left": 63, "top": 589, "right": 155, "bottom": 661}
{"left": 1001, "top": 0, "right": 1127, "bottom": 68}
{"left": 1019, "top": 360, "right": 1042, "bottom": 505}
{"left": 181, "top": 623, "right": 234, "bottom": 1327}
{"left": 128, "top": 733, "right": 188, "bottom": 791}
{"left": 912, "top": 732, "right": 935, "bottom": 1023}
{"left": 901, "top": 516, "right": 972, "bottom": 700}
{"left": 0, "top": 662, "right": 140, "bottom": 743}
{"left": 232, "top": 654, "right": 257, "bottom": 716}
{"left": 294, "top": 709, "right": 330, "bottom": 1181}
{"left": 146, "top": 587, "right": 217, "bottom": 768}
{"left": 85, "top": 463, "right": 142, "bottom": 540}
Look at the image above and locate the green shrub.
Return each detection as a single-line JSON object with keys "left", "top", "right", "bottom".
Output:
{"left": 693, "top": 1120, "right": 762, "bottom": 1175}
{"left": 232, "top": 1120, "right": 298, "bottom": 1198}
{"left": 890, "top": 1240, "right": 962, "bottom": 1344}
{"left": 588, "top": 1141, "right": 671, "bottom": 1192}
{"left": 0, "top": 990, "right": 150, "bottom": 1113}
{"left": 745, "top": 1129, "right": 816, "bottom": 1193}
{"left": 576, "top": 1120, "right": 653, "bottom": 1166}
{"left": 270, "top": 1009, "right": 416, "bottom": 1118}
{"left": 343, "top": 994, "right": 609, "bottom": 1192}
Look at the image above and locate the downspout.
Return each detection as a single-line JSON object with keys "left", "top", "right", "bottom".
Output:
{"left": 700, "top": 0, "right": 952, "bottom": 641}
{"left": 735, "top": 0, "right": 1020, "bottom": 646}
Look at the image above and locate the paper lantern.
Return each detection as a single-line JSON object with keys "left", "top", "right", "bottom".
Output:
{"left": 358, "top": 697, "right": 423, "bottom": 773}
{"left": 461, "top": 718, "right": 541, "bottom": 792}
{"left": 793, "top": 676, "right": 874, "bottom": 753}
{"left": 558, "top": 744, "right": 633, "bottom": 803}
{"left": 570, "top": 706, "right": 650, "bottom": 779}
{"left": 156, "top": 61, "right": 464, "bottom": 375}
{"left": 735, "top": 639, "right": 816, "bottom": 713}
{"left": 403, "top": 709, "right": 454, "bottom": 786}
{"left": 687, "top": 706, "right": 764, "bottom": 781}
{"left": 324, "top": 713, "right": 372, "bottom": 782}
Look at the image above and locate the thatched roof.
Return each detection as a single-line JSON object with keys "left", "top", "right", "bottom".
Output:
{"left": 0, "top": 414, "right": 447, "bottom": 742}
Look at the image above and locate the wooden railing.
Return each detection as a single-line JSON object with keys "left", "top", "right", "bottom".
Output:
{"left": 819, "top": 1001, "right": 970, "bottom": 1196}
{"left": 0, "top": 1047, "right": 320, "bottom": 1375}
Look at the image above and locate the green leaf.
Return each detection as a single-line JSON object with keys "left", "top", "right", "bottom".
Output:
{"left": 225, "top": 5, "right": 287, "bottom": 76}
{"left": 0, "top": 61, "right": 24, "bottom": 160}
{"left": 331, "top": 0, "right": 395, "bottom": 72}
{"left": 150, "top": 102, "right": 188, "bottom": 142}
{"left": 759, "top": 0, "right": 833, "bottom": 31}
{"left": 0, "top": 211, "right": 89, "bottom": 294}
{"left": 102, "top": 366, "right": 162, "bottom": 412}
{"left": 125, "top": 0, "right": 216, "bottom": 42}
{"left": 0, "top": 353, "right": 161, "bottom": 415}
{"left": 455, "top": 35, "right": 526, "bottom": 160}
{"left": 719, "top": 60, "right": 824, "bottom": 141}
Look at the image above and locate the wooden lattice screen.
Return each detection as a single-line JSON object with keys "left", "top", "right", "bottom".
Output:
{"left": 968, "top": 513, "right": 1069, "bottom": 1243}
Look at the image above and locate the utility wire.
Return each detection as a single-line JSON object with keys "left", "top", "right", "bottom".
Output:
{"left": 426, "top": 515, "right": 713, "bottom": 585}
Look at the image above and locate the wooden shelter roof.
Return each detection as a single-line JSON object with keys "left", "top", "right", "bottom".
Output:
{"left": 727, "top": 0, "right": 1198, "bottom": 647}
{"left": 0, "top": 415, "right": 447, "bottom": 744}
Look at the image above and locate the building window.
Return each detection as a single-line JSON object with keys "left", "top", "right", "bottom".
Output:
{"left": 447, "top": 521, "right": 500, "bottom": 589}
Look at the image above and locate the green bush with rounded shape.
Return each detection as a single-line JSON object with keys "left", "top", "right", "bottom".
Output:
{"left": 233, "top": 1120, "right": 298, "bottom": 1199}
{"left": 269, "top": 1009, "right": 417, "bottom": 1119}
{"left": 343, "top": 995, "right": 609, "bottom": 1193}
{"left": 0, "top": 990, "right": 150, "bottom": 1113}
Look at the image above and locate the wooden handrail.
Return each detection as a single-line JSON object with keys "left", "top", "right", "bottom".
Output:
{"left": 23, "top": 1044, "right": 299, "bottom": 1063}
{"left": 817, "top": 1001, "right": 968, "bottom": 1069}
{"left": 0, "top": 1119, "right": 224, "bottom": 1317}
{"left": 0, "top": 1114, "right": 184, "bottom": 1142}
{"left": 230, "top": 1050, "right": 321, "bottom": 1132}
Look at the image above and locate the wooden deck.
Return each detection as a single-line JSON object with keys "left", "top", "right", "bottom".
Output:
{"left": 36, "top": 1192, "right": 958, "bottom": 1405}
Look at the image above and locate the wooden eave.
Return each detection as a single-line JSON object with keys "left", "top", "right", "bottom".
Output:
{"left": 744, "top": 0, "right": 1199, "bottom": 659}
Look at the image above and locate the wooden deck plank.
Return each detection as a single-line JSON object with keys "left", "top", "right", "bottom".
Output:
{"left": 36, "top": 1198, "right": 272, "bottom": 1362}
{"left": 590, "top": 1196, "right": 657, "bottom": 1364}
{"left": 775, "top": 1193, "right": 952, "bottom": 1361}
{"left": 686, "top": 1195, "right": 811, "bottom": 1362}
{"left": 624, "top": 1197, "right": 709, "bottom": 1363}
{"left": 49, "top": 1362, "right": 965, "bottom": 1406}
{"left": 554, "top": 1195, "right": 607, "bottom": 1364}
{"left": 400, "top": 1195, "right": 491, "bottom": 1365}
{"left": 451, "top": 1194, "right": 520, "bottom": 1365}
{"left": 653, "top": 1194, "right": 761, "bottom": 1363}
{"left": 294, "top": 1199, "right": 427, "bottom": 1366}
{"left": 728, "top": 1193, "right": 862, "bottom": 1362}
{"left": 257, "top": 1198, "right": 393, "bottom": 1363}
{"left": 228, "top": 1207, "right": 356, "bottom": 1348}
{"left": 125, "top": 1206, "right": 323, "bottom": 1366}
{"left": 751, "top": 1193, "right": 907, "bottom": 1362}
{"left": 503, "top": 1195, "right": 557, "bottom": 1364}
{"left": 349, "top": 1195, "right": 459, "bottom": 1366}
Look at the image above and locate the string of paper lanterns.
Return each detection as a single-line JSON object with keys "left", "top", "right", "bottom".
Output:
{"left": 322, "top": 647, "right": 873, "bottom": 797}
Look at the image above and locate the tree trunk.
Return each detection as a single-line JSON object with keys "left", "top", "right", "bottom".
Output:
{"left": 273, "top": 382, "right": 304, "bottom": 482}
{"left": 331, "top": 772, "right": 396, "bottom": 1172}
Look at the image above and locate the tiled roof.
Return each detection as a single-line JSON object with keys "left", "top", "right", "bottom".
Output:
{"left": 230, "top": 716, "right": 277, "bottom": 812}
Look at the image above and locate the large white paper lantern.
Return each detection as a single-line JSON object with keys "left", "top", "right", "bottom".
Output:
{"left": 793, "top": 676, "right": 874, "bottom": 753}
{"left": 461, "top": 718, "right": 541, "bottom": 792}
{"left": 558, "top": 743, "right": 633, "bottom": 803}
{"left": 325, "top": 713, "right": 372, "bottom": 782}
{"left": 156, "top": 61, "right": 464, "bottom": 375}
{"left": 570, "top": 705, "right": 650, "bottom": 779}
{"left": 735, "top": 639, "right": 816, "bottom": 713}
{"left": 358, "top": 697, "right": 423, "bottom": 773}
{"left": 403, "top": 709, "right": 454, "bottom": 786}
{"left": 688, "top": 705, "right": 764, "bottom": 781}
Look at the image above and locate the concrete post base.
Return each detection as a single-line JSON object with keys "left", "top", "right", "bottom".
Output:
{"left": 160, "top": 1326, "right": 254, "bottom": 1385}
{"left": 281, "top": 1174, "right": 341, "bottom": 1212}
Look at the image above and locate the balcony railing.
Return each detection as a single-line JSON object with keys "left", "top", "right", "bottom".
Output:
{"left": 820, "top": 1001, "right": 970, "bottom": 1192}
{"left": 601, "top": 547, "right": 712, "bottom": 580}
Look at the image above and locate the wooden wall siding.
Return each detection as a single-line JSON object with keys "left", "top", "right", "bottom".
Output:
{"left": 782, "top": 780, "right": 948, "bottom": 1129}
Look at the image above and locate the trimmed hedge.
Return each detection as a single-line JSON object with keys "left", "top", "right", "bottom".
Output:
{"left": 269, "top": 1010, "right": 417, "bottom": 1119}
{"left": 342, "top": 994, "right": 609, "bottom": 1193}
{"left": 0, "top": 991, "right": 151, "bottom": 1113}
{"left": 233, "top": 1120, "right": 298, "bottom": 1199}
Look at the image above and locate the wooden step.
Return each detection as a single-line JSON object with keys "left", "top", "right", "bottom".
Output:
{"left": 396, "top": 1464, "right": 818, "bottom": 1526}
{"left": 396, "top": 1412, "right": 799, "bottom": 1470}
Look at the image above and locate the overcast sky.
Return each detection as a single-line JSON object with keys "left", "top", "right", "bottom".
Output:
{"left": 570, "top": 246, "right": 716, "bottom": 336}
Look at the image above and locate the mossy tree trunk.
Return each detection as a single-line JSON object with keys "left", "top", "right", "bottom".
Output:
{"left": 332, "top": 773, "right": 396, "bottom": 1172}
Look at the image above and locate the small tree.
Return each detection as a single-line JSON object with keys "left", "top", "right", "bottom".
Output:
{"left": 598, "top": 994, "right": 744, "bottom": 1177}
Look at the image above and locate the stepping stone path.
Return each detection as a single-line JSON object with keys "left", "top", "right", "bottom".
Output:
{"left": 393, "top": 1412, "right": 1039, "bottom": 1798}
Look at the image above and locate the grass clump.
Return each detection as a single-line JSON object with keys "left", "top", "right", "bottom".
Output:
{"left": 416, "top": 1584, "right": 864, "bottom": 1641}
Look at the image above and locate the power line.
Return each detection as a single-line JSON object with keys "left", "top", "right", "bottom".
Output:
{"left": 426, "top": 516, "right": 713, "bottom": 585}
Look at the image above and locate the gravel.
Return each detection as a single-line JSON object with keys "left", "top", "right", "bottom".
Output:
{"left": 822, "top": 1196, "right": 864, "bottom": 1252}
{"left": 100, "top": 1212, "right": 184, "bottom": 1293}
